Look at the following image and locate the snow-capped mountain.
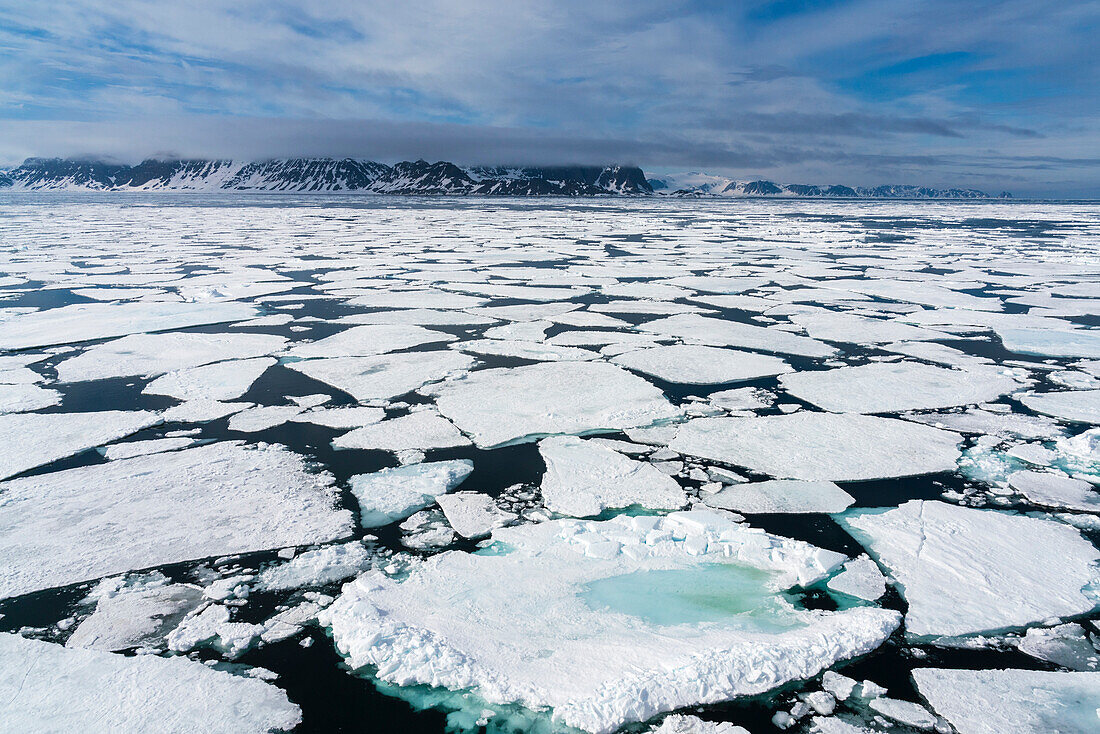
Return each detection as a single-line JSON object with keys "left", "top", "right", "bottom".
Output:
{"left": 648, "top": 172, "right": 1001, "bottom": 199}
{"left": 0, "top": 158, "right": 653, "bottom": 195}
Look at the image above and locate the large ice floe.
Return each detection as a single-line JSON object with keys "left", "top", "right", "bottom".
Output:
{"left": 323, "top": 510, "right": 900, "bottom": 733}
{"left": 778, "top": 362, "right": 1021, "bottom": 414}
{"left": 0, "top": 442, "right": 352, "bottom": 598}
{"left": 671, "top": 413, "right": 961, "bottom": 481}
{"left": 285, "top": 351, "right": 475, "bottom": 402}
{"left": 538, "top": 435, "right": 687, "bottom": 517}
{"left": 1019, "top": 389, "right": 1100, "bottom": 424}
{"left": 431, "top": 361, "right": 680, "bottom": 448}
{"left": 348, "top": 459, "right": 474, "bottom": 527}
{"left": 611, "top": 345, "right": 791, "bottom": 385}
{"left": 0, "top": 633, "right": 302, "bottom": 732}
{"left": 638, "top": 314, "right": 837, "bottom": 358}
{"left": 838, "top": 501, "right": 1100, "bottom": 639}
{"left": 911, "top": 668, "right": 1100, "bottom": 734}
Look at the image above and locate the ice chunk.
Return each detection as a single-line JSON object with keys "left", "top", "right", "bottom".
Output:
{"left": 227, "top": 404, "right": 304, "bottom": 432}
{"left": 648, "top": 714, "right": 748, "bottom": 733}
{"left": 286, "top": 324, "right": 455, "bottom": 358}
{"left": 291, "top": 405, "right": 386, "bottom": 429}
{"left": 0, "top": 409, "right": 161, "bottom": 480}
{"left": 67, "top": 579, "right": 203, "bottom": 651}
{"left": 436, "top": 492, "right": 517, "bottom": 539}
{"left": 0, "top": 442, "right": 353, "bottom": 599}
{"left": 285, "top": 351, "right": 474, "bottom": 402}
{"left": 838, "top": 501, "right": 1100, "bottom": 638}
{"left": 56, "top": 331, "right": 284, "bottom": 382}
{"left": 902, "top": 407, "right": 1063, "bottom": 440}
{"left": 454, "top": 338, "right": 597, "bottom": 361}
{"left": 867, "top": 697, "right": 937, "bottom": 729}
{"left": 333, "top": 411, "right": 470, "bottom": 451}
{"left": 912, "top": 667, "right": 1100, "bottom": 734}
{"left": 779, "top": 362, "right": 1020, "bottom": 414}
{"left": 144, "top": 357, "right": 275, "bottom": 401}
{"left": 349, "top": 459, "right": 474, "bottom": 527}
{"left": 789, "top": 310, "right": 945, "bottom": 345}
{"left": 1020, "top": 389, "right": 1100, "bottom": 424}
{"left": 612, "top": 345, "right": 791, "bottom": 385}
{"left": 162, "top": 398, "right": 250, "bottom": 423}
{"left": 671, "top": 413, "right": 961, "bottom": 481}
{"left": 256, "top": 540, "right": 375, "bottom": 591}
{"left": 996, "top": 327, "right": 1100, "bottom": 359}
{"left": 0, "top": 633, "right": 301, "bottom": 731}
{"left": 323, "top": 512, "right": 899, "bottom": 734}
{"left": 101, "top": 436, "right": 196, "bottom": 460}
{"left": 1018, "top": 623, "right": 1100, "bottom": 671}
{"left": 0, "top": 301, "right": 259, "bottom": 350}
{"left": 1009, "top": 470, "right": 1100, "bottom": 511}
{"left": 703, "top": 480, "right": 855, "bottom": 514}
{"left": 433, "top": 362, "right": 680, "bottom": 448}
{"left": 0, "top": 382, "right": 61, "bottom": 413}
{"left": 708, "top": 387, "right": 773, "bottom": 411}
{"left": 539, "top": 435, "right": 687, "bottom": 517}
{"left": 639, "top": 314, "right": 837, "bottom": 358}
{"left": 826, "top": 556, "right": 887, "bottom": 601}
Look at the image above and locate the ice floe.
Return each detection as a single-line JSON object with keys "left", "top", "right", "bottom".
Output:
{"left": 838, "top": 501, "right": 1100, "bottom": 638}
{"left": 996, "top": 327, "right": 1100, "bottom": 359}
{"left": 1020, "top": 389, "right": 1100, "bottom": 424}
{"left": 911, "top": 667, "right": 1100, "bottom": 734}
{"left": 256, "top": 540, "right": 375, "bottom": 591}
{"left": 702, "top": 480, "right": 855, "bottom": 514}
{"left": 538, "top": 435, "right": 687, "bottom": 517}
{"left": 1008, "top": 470, "right": 1100, "bottom": 511}
{"left": 436, "top": 492, "right": 517, "bottom": 539}
{"left": 333, "top": 410, "right": 471, "bottom": 452}
{"left": 323, "top": 511, "right": 900, "bottom": 734}
{"left": 639, "top": 314, "right": 837, "bottom": 358}
{"left": 285, "top": 351, "right": 475, "bottom": 402}
{"left": 671, "top": 413, "right": 961, "bottom": 481}
{"left": 432, "top": 361, "right": 680, "bottom": 448}
{"left": 144, "top": 356, "right": 275, "bottom": 401}
{"left": 611, "top": 345, "right": 791, "bottom": 385}
{"left": 66, "top": 574, "right": 203, "bottom": 651}
{"left": 0, "top": 442, "right": 353, "bottom": 598}
{"left": 0, "top": 633, "right": 301, "bottom": 732}
{"left": 349, "top": 459, "right": 474, "bottom": 527}
{"left": 826, "top": 556, "right": 887, "bottom": 602}
{"left": 0, "top": 382, "right": 61, "bottom": 413}
{"left": 286, "top": 324, "right": 456, "bottom": 358}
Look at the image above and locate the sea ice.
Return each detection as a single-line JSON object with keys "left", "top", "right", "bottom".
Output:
{"left": 702, "top": 480, "right": 855, "bottom": 514}
{"left": 0, "top": 442, "right": 353, "bottom": 599}
{"left": 0, "top": 382, "right": 61, "bottom": 413}
{"left": 538, "top": 435, "right": 687, "bottom": 517}
{"left": 286, "top": 324, "right": 455, "bottom": 358}
{"left": 101, "top": 436, "right": 196, "bottom": 460}
{"left": 911, "top": 667, "right": 1100, "bottom": 734}
{"left": 286, "top": 351, "right": 475, "bottom": 402}
{"left": 431, "top": 362, "right": 680, "bottom": 448}
{"left": 0, "top": 633, "right": 301, "bottom": 732}
{"left": 256, "top": 540, "right": 375, "bottom": 591}
{"left": 671, "top": 413, "right": 961, "bottom": 481}
{"left": 611, "top": 345, "right": 791, "bottom": 385}
{"left": 996, "top": 327, "right": 1100, "bottom": 359}
{"left": 227, "top": 404, "right": 304, "bottom": 432}
{"left": 839, "top": 500, "right": 1100, "bottom": 638}
{"left": 638, "top": 314, "right": 837, "bottom": 358}
{"left": 144, "top": 357, "right": 275, "bottom": 401}
{"left": 826, "top": 556, "right": 887, "bottom": 601}
{"left": 333, "top": 410, "right": 471, "bottom": 451}
{"left": 323, "top": 511, "right": 900, "bottom": 734}
{"left": 778, "top": 362, "right": 1020, "bottom": 414}
{"left": 435, "top": 492, "right": 517, "bottom": 539}
{"left": 648, "top": 714, "right": 748, "bottom": 733}
{"left": 1008, "top": 470, "right": 1100, "bottom": 511}
{"left": 55, "top": 331, "right": 284, "bottom": 382}
{"left": 1020, "top": 389, "right": 1100, "bottom": 424}
{"left": 349, "top": 459, "right": 475, "bottom": 527}
{"left": 0, "top": 409, "right": 161, "bottom": 480}
{"left": 290, "top": 405, "right": 386, "bottom": 429}
{"left": 0, "top": 301, "right": 259, "bottom": 350}
{"left": 67, "top": 576, "right": 203, "bottom": 651}
{"left": 1018, "top": 623, "right": 1100, "bottom": 671}
{"left": 453, "top": 338, "right": 597, "bottom": 361}
{"left": 788, "top": 310, "right": 945, "bottom": 345}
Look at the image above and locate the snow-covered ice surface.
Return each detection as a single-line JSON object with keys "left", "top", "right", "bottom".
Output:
{"left": 1, "top": 196, "right": 1098, "bottom": 733}
{"left": 0, "top": 633, "right": 302, "bottom": 732}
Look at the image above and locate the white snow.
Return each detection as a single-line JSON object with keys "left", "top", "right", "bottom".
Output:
{"left": 0, "top": 633, "right": 301, "bottom": 732}
{"left": 432, "top": 361, "right": 680, "bottom": 448}
{"left": 323, "top": 510, "right": 900, "bottom": 734}
{"left": 839, "top": 500, "right": 1100, "bottom": 638}
{"left": 912, "top": 667, "right": 1100, "bottom": 734}
{"left": 290, "top": 405, "right": 386, "bottom": 429}
{"left": 539, "top": 435, "right": 688, "bottom": 517}
{"left": 227, "top": 404, "right": 304, "bottom": 432}
{"left": 0, "top": 409, "right": 162, "bottom": 480}
{"left": 778, "top": 362, "right": 1020, "bottom": 414}
{"left": 0, "top": 442, "right": 353, "bottom": 599}
{"left": 453, "top": 338, "right": 597, "bottom": 361}
{"left": 612, "top": 345, "right": 791, "bottom": 384}
{"left": 671, "top": 413, "right": 961, "bottom": 481}
{"left": 702, "top": 480, "right": 855, "bottom": 514}
{"left": 101, "top": 436, "right": 196, "bottom": 460}
{"left": 648, "top": 714, "right": 748, "bottom": 734}
{"left": 867, "top": 697, "right": 937, "bottom": 729}
{"left": 349, "top": 459, "right": 474, "bottom": 527}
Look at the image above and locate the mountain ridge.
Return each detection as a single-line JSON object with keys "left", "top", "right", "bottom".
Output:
{"left": 0, "top": 157, "right": 1007, "bottom": 198}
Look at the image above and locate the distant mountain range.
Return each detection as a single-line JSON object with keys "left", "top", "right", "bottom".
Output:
{"left": 0, "top": 158, "right": 1008, "bottom": 198}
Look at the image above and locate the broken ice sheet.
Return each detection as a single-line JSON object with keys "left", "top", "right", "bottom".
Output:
{"left": 435, "top": 492, "right": 517, "bottom": 539}
{"left": 332, "top": 410, "right": 470, "bottom": 452}
{"left": 538, "top": 435, "right": 687, "bottom": 517}
{"left": 702, "top": 480, "right": 855, "bottom": 514}
{"left": 838, "top": 500, "right": 1100, "bottom": 639}
{"left": 431, "top": 361, "right": 680, "bottom": 448}
{"left": 285, "top": 323, "right": 456, "bottom": 358}
{"left": 143, "top": 356, "right": 275, "bottom": 401}
{"left": 285, "top": 351, "right": 475, "bottom": 402}
{"left": 0, "top": 382, "right": 61, "bottom": 413}
{"left": 638, "top": 313, "right": 837, "bottom": 358}
{"left": 349, "top": 459, "right": 474, "bottom": 527}
{"left": 322, "top": 511, "right": 899, "bottom": 734}
{"left": 255, "top": 540, "right": 376, "bottom": 592}
{"left": 66, "top": 573, "right": 203, "bottom": 651}
{"left": 671, "top": 413, "right": 961, "bottom": 481}
{"left": 0, "top": 442, "right": 353, "bottom": 599}
{"left": 1019, "top": 389, "right": 1100, "bottom": 424}
{"left": 611, "top": 345, "right": 791, "bottom": 385}
{"left": 0, "top": 633, "right": 302, "bottom": 732}
{"left": 912, "top": 667, "right": 1100, "bottom": 734}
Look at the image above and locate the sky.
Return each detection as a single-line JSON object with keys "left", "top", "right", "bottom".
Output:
{"left": 0, "top": 0, "right": 1097, "bottom": 195}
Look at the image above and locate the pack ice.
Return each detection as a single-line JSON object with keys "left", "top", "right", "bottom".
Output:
{"left": 0, "top": 633, "right": 301, "bottom": 733}
{"left": 0, "top": 442, "right": 353, "bottom": 599}
{"left": 611, "top": 345, "right": 791, "bottom": 385}
{"left": 839, "top": 501, "right": 1100, "bottom": 638}
{"left": 323, "top": 510, "right": 900, "bottom": 733}
{"left": 349, "top": 459, "right": 474, "bottom": 527}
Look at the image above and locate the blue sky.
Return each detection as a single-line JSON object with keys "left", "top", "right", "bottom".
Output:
{"left": 0, "top": 0, "right": 1097, "bottom": 195}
